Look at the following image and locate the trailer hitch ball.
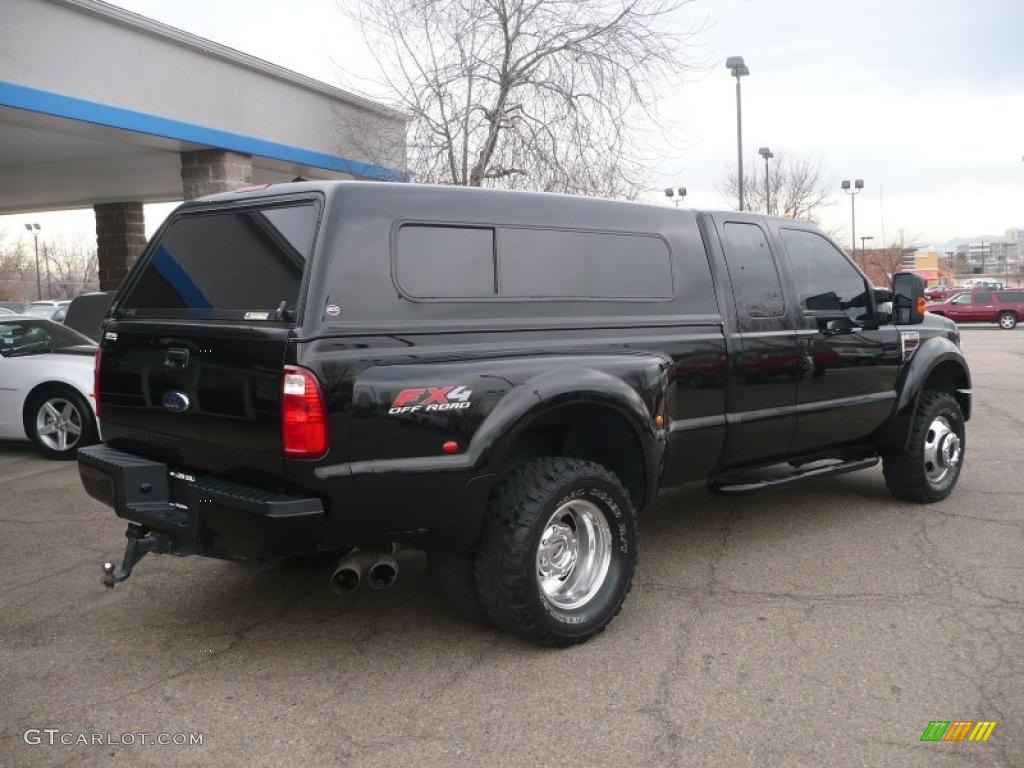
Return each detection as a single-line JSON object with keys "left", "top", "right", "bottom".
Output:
{"left": 101, "top": 526, "right": 170, "bottom": 588}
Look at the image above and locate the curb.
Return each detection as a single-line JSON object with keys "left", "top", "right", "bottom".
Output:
{"left": 956, "top": 325, "right": 1017, "bottom": 331}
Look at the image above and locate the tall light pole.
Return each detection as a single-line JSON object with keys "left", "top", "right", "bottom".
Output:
{"left": 841, "top": 179, "right": 864, "bottom": 261}
{"left": 758, "top": 147, "right": 774, "bottom": 214}
{"left": 23, "top": 222, "right": 41, "bottom": 300}
{"left": 860, "top": 236, "right": 874, "bottom": 265}
{"left": 664, "top": 186, "right": 687, "bottom": 207}
{"left": 727, "top": 56, "right": 750, "bottom": 211}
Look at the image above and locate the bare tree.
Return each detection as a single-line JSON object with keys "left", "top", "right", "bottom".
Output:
{"left": 0, "top": 233, "right": 31, "bottom": 302}
{"left": 857, "top": 242, "right": 906, "bottom": 286}
{"left": 0, "top": 234, "right": 98, "bottom": 301}
{"left": 719, "top": 151, "right": 833, "bottom": 222}
{"left": 341, "top": 0, "right": 702, "bottom": 197}
{"left": 45, "top": 237, "right": 99, "bottom": 299}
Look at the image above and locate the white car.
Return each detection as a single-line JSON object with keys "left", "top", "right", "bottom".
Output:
{"left": 0, "top": 316, "right": 98, "bottom": 459}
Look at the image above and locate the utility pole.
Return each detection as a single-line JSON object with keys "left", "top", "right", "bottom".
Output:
{"left": 759, "top": 147, "right": 774, "bottom": 215}
{"left": 43, "top": 240, "right": 52, "bottom": 299}
{"left": 727, "top": 57, "right": 750, "bottom": 211}
{"left": 842, "top": 179, "right": 864, "bottom": 261}
{"left": 23, "top": 222, "right": 42, "bottom": 300}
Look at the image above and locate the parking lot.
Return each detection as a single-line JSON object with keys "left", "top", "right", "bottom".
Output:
{"left": 1, "top": 329, "right": 1021, "bottom": 767}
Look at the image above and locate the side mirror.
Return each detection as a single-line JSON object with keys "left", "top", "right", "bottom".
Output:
{"left": 892, "top": 272, "right": 926, "bottom": 325}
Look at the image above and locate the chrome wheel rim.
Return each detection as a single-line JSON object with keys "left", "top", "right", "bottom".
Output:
{"left": 1000, "top": 314, "right": 1015, "bottom": 328}
{"left": 35, "top": 397, "right": 82, "bottom": 452}
{"left": 923, "top": 416, "right": 960, "bottom": 484}
{"left": 536, "top": 499, "right": 612, "bottom": 610}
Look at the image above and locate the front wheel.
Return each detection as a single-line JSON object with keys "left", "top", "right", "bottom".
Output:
{"left": 883, "top": 391, "right": 965, "bottom": 502}
{"left": 24, "top": 386, "right": 97, "bottom": 460}
{"left": 998, "top": 311, "right": 1017, "bottom": 330}
{"left": 475, "top": 457, "right": 637, "bottom": 646}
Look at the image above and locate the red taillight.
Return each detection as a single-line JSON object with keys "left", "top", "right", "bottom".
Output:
{"left": 93, "top": 347, "right": 103, "bottom": 418}
{"left": 281, "top": 365, "right": 329, "bottom": 459}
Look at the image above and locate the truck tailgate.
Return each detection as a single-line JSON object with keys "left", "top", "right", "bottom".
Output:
{"left": 99, "top": 321, "right": 290, "bottom": 481}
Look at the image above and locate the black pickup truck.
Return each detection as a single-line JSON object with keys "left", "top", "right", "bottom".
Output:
{"left": 79, "top": 181, "right": 970, "bottom": 645}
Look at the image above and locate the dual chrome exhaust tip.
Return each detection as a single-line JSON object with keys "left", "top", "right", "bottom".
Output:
{"left": 330, "top": 549, "right": 398, "bottom": 593}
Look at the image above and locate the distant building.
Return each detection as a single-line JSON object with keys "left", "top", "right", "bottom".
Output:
{"left": 1006, "top": 228, "right": 1024, "bottom": 263}
{"left": 913, "top": 247, "right": 942, "bottom": 281}
{"left": 954, "top": 237, "right": 1020, "bottom": 273}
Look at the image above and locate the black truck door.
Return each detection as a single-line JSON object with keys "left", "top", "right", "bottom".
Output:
{"left": 712, "top": 215, "right": 799, "bottom": 465}
{"left": 773, "top": 225, "right": 900, "bottom": 453}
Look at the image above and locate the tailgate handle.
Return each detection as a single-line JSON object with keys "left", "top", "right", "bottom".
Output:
{"left": 164, "top": 348, "right": 190, "bottom": 369}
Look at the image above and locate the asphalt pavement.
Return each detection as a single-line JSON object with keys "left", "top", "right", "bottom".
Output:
{"left": 1, "top": 330, "right": 1021, "bottom": 767}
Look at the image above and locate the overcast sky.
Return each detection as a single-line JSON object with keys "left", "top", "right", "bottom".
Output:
{"left": 3, "top": 0, "right": 1022, "bottom": 248}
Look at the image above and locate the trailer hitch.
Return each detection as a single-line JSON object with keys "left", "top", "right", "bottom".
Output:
{"left": 101, "top": 524, "right": 171, "bottom": 588}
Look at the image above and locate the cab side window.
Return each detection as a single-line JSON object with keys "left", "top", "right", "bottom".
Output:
{"left": 721, "top": 222, "right": 785, "bottom": 320}
{"left": 952, "top": 294, "right": 971, "bottom": 305}
{"left": 781, "top": 229, "right": 870, "bottom": 322}
{"left": 973, "top": 292, "right": 992, "bottom": 304}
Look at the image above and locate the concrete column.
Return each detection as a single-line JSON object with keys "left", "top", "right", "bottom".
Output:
{"left": 94, "top": 202, "right": 146, "bottom": 291}
{"left": 180, "top": 149, "right": 253, "bottom": 199}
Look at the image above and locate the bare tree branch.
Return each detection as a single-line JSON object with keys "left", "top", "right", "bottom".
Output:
{"left": 718, "top": 150, "right": 834, "bottom": 224}
{"left": 339, "top": 0, "right": 703, "bottom": 197}
{"left": 0, "top": 234, "right": 98, "bottom": 301}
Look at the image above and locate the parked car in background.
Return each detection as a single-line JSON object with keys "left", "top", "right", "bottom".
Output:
{"left": 63, "top": 292, "right": 113, "bottom": 343}
{"left": 924, "top": 286, "right": 953, "bottom": 301}
{"left": 25, "top": 300, "right": 71, "bottom": 323}
{"left": 958, "top": 279, "right": 1005, "bottom": 291}
{"left": 0, "top": 316, "right": 98, "bottom": 459}
{"left": 927, "top": 289, "right": 1024, "bottom": 329}
{"left": 0, "top": 301, "right": 29, "bottom": 314}
{"left": 0, "top": 307, "right": 17, "bottom": 316}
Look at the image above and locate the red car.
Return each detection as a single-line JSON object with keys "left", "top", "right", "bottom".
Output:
{"left": 927, "top": 289, "right": 1024, "bottom": 329}
{"left": 925, "top": 286, "right": 954, "bottom": 301}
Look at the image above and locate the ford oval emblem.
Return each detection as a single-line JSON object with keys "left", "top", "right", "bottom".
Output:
{"left": 161, "top": 390, "right": 191, "bottom": 413}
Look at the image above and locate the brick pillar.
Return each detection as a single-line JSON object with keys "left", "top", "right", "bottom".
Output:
{"left": 180, "top": 149, "right": 253, "bottom": 199}
{"left": 94, "top": 202, "right": 146, "bottom": 291}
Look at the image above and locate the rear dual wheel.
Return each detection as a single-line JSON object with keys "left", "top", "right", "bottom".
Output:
{"left": 430, "top": 457, "right": 638, "bottom": 645}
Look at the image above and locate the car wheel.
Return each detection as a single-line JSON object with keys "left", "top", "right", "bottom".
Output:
{"left": 882, "top": 391, "right": 964, "bottom": 503}
{"left": 998, "top": 311, "right": 1017, "bottom": 330}
{"left": 475, "top": 457, "right": 637, "bottom": 646}
{"left": 427, "top": 550, "right": 488, "bottom": 622}
{"left": 24, "top": 385, "right": 97, "bottom": 460}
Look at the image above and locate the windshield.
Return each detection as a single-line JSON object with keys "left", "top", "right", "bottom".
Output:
{"left": 119, "top": 201, "right": 318, "bottom": 320}
{"left": 0, "top": 319, "right": 95, "bottom": 357}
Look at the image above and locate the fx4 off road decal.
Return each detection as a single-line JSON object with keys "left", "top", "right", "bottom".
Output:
{"left": 388, "top": 386, "right": 473, "bottom": 415}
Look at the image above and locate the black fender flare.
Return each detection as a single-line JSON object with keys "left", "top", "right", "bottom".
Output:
{"left": 433, "top": 367, "right": 665, "bottom": 550}
{"left": 875, "top": 336, "right": 971, "bottom": 450}
{"left": 473, "top": 367, "right": 663, "bottom": 496}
